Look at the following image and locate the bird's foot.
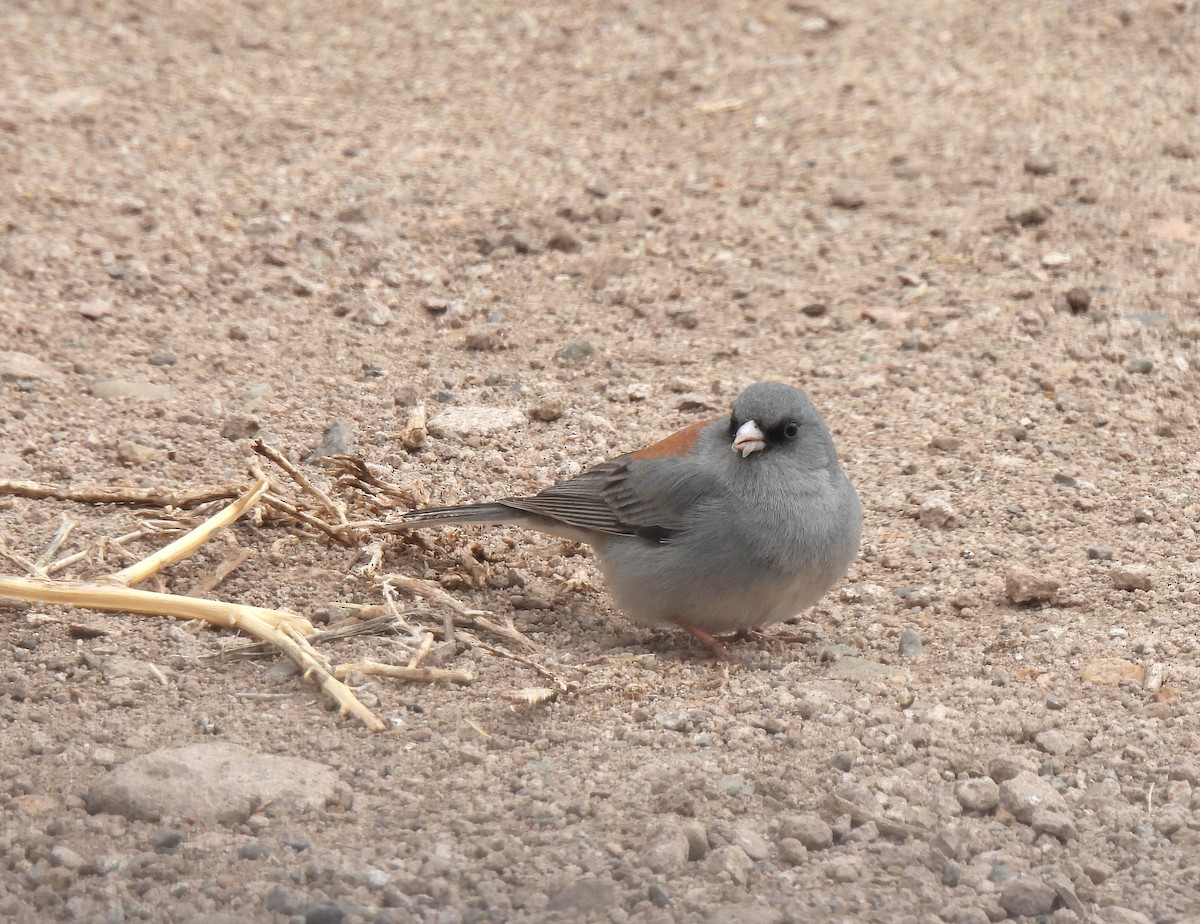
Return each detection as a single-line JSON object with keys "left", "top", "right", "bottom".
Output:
{"left": 716, "top": 628, "right": 816, "bottom": 645}
{"left": 671, "top": 619, "right": 737, "bottom": 662}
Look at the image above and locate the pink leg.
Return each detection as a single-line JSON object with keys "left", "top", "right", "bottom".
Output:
{"left": 671, "top": 619, "right": 735, "bottom": 661}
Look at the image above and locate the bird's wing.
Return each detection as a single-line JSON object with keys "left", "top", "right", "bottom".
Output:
{"left": 500, "top": 455, "right": 722, "bottom": 543}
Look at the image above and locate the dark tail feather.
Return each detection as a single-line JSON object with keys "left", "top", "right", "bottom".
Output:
{"left": 392, "top": 502, "right": 518, "bottom": 529}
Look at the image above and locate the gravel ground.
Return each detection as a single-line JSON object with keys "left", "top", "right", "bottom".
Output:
{"left": 3, "top": 1, "right": 1200, "bottom": 922}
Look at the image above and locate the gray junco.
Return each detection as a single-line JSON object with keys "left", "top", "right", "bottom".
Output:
{"left": 400, "top": 382, "right": 861, "bottom": 658}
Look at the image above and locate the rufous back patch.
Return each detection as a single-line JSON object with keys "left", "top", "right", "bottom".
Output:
{"left": 631, "top": 417, "right": 719, "bottom": 460}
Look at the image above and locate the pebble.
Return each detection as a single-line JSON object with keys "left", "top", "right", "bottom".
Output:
{"left": 1111, "top": 566, "right": 1153, "bottom": 591}
{"left": 116, "top": 440, "right": 156, "bottom": 465}
{"left": 826, "top": 656, "right": 906, "bottom": 680}
{"left": 829, "top": 185, "right": 866, "bottom": 209}
{"left": 831, "top": 751, "right": 855, "bottom": 772}
{"left": 463, "top": 325, "right": 507, "bottom": 351}
{"left": 546, "top": 229, "right": 582, "bottom": 253}
{"left": 999, "top": 875, "right": 1058, "bottom": 917}
{"left": 730, "top": 825, "right": 771, "bottom": 861}
{"left": 917, "top": 497, "right": 959, "bottom": 529}
{"left": 827, "top": 858, "right": 862, "bottom": 882}
{"left": 997, "top": 771, "right": 1068, "bottom": 824}
{"left": 647, "top": 884, "right": 670, "bottom": 908}
{"left": 546, "top": 877, "right": 616, "bottom": 913}
{"left": 1034, "top": 729, "right": 1079, "bottom": 755}
{"left": 929, "top": 435, "right": 963, "bottom": 452}
{"left": 643, "top": 825, "right": 690, "bottom": 873}
{"left": 308, "top": 419, "right": 354, "bottom": 459}
{"left": 1065, "top": 287, "right": 1092, "bottom": 313}
{"left": 898, "top": 628, "right": 923, "bottom": 659}
{"left": 1041, "top": 251, "right": 1071, "bottom": 268}
{"left": 778, "top": 813, "right": 833, "bottom": 851}
{"left": 1004, "top": 567, "right": 1060, "bottom": 604}
{"left": 49, "top": 845, "right": 85, "bottom": 870}
{"left": 86, "top": 743, "right": 339, "bottom": 825}
{"left": 304, "top": 902, "right": 348, "bottom": 924}
{"left": 954, "top": 778, "right": 999, "bottom": 814}
{"left": 91, "top": 379, "right": 178, "bottom": 402}
{"left": 428, "top": 405, "right": 527, "bottom": 439}
{"left": 1031, "top": 806, "right": 1079, "bottom": 841}
{"left": 78, "top": 298, "right": 113, "bottom": 319}
{"left": 1007, "top": 203, "right": 1052, "bottom": 227}
{"left": 1080, "top": 658, "right": 1145, "bottom": 684}
{"left": 555, "top": 340, "right": 595, "bottom": 363}
{"left": 266, "top": 885, "right": 307, "bottom": 915}
{"left": 701, "top": 845, "right": 752, "bottom": 886}
{"left": 1087, "top": 546, "right": 1114, "bottom": 561}
{"left": 777, "top": 838, "right": 808, "bottom": 866}
{"left": 220, "top": 414, "right": 261, "bottom": 441}
{"left": 1127, "top": 357, "right": 1153, "bottom": 374}
{"left": 147, "top": 352, "right": 177, "bottom": 366}
{"left": 525, "top": 395, "right": 565, "bottom": 422}
{"left": 1024, "top": 155, "right": 1058, "bottom": 176}
{"left": 681, "top": 820, "right": 709, "bottom": 861}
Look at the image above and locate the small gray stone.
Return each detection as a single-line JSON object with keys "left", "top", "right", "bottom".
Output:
{"left": 307, "top": 419, "right": 353, "bottom": 459}
{"left": 0, "top": 351, "right": 64, "bottom": 385}
{"left": 428, "top": 405, "right": 527, "bottom": 439}
{"left": 778, "top": 812, "right": 833, "bottom": 851}
{"left": 998, "top": 771, "right": 1068, "bottom": 824}
{"left": 546, "top": 229, "right": 582, "bottom": 253}
{"left": 777, "top": 838, "right": 808, "bottom": 866}
{"left": 999, "top": 875, "right": 1057, "bottom": 917}
{"left": 304, "top": 902, "right": 348, "bottom": 924}
{"left": 1065, "top": 287, "right": 1092, "bottom": 313}
{"left": 898, "top": 628, "right": 923, "bottom": 659}
{"left": 1087, "top": 546, "right": 1114, "bottom": 561}
{"left": 91, "top": 379, "right": 178, "bottom": 402}
{"left": 1111, "top": 566, "right": 1153, "bottom": 592}
{"left": 266, "top": 885, "right": 306, "bottom": 915}
{"left": 954, "top": 778, "right": 999, "bottom": 814}
{"left": 829, "top": 185, "right": 866, "bottom": 210}
{"left": 1127, "top": 358, "right": 1153, "bottom": 374}
{"left": 1024, "top": 156, "right": 1058, "bottom": 176}
{"left": 730, "top": 825, "right": 771, "bottom": 861}
{"left": 547, "top": 877, "right": 616, "bottom": 913}
{"left": 1034, "top": 729, "right": 1075, "bottom": 755}
{"left": 1007, "top": 203, "right": 1052, "bottom": 227}
{"left": 644, "top": 824, "right": 690, "bottom": 873}
{"left": 681, "top": 820, "right": 709, "bottom": 861}
{"left": 701, "top": 845, "right": 753, "bottom": 886}
{"left": 50, "top": 846, "right": 85, "bottom": 870}
{"left": 1004, "top": 567, "right": 1060, "bottom": 604}
{"left": 1032, "top": 806, "right": 1079, "bottom": 841}
{"left": 1099, "top": 910, "right": 1153, "bottom": 924}
{"left": 220, "top": 414, "right": 261, "bottom": 441}
{"left": 86, "top": 743, "right": 338, "bottom": 825}
{"left": 555, "top": 340, "right": 595, "bottom": 363}
{"left": 825, "top": 656, "right": 905, "bottom": 680}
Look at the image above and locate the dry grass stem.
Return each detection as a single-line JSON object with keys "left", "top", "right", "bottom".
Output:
{"left": 0, "top": 479, "right": 242, "bottom": 508}
{"left": 109, "top": 479, "right": 269, "bottom": 587}
{"left": 335, "top": 659, "right": 474, "bottom": 685}
{"left": 253, "top": 440, "right": 346, "bottom": 524}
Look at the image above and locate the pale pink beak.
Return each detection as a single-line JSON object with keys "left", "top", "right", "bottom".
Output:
{"left": 732, "top": 420, "right": 766, "bottom": 457}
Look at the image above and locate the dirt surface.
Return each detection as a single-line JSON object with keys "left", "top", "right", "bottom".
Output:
{"left": 3, "top": 1, "right": 1200, "bottom": 922}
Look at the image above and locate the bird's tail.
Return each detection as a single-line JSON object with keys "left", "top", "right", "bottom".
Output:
{"left": 392, "top": 502, "right": 519, "bottom": 529}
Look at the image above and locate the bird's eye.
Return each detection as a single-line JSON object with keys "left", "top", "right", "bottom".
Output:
{"left": 783, "top": 421, "right": 800, "bottom": 439}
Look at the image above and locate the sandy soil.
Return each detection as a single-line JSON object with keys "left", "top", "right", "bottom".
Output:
{"left": 3, "top": 1, "right": 1200, "bottom": 922}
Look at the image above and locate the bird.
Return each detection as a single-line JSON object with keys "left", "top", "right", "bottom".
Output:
{"left": 397, "top": 382, "right": 861, "bottom": 659}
